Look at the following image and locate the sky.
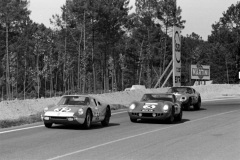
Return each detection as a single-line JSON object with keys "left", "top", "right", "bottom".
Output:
{"left": 28, "top": 0, "right": 239, "bottom": 41}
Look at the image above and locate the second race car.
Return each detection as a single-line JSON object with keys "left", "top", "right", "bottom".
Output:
{"left": 128, "top": 93, "right": 182, "bottom": 123}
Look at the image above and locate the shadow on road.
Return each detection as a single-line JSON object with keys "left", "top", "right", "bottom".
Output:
{"left": 134, "top": 118, "right": 190, "bottom": 125}
{"left": 48, "top": 123, "right": 120, "bottom": 130}
{"left": 183, "top": 108, "right": 206, "bottom": 112}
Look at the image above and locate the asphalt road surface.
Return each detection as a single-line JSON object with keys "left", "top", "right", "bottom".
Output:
{"left": 1, "top": 98, "right": 240, "bottom": 160}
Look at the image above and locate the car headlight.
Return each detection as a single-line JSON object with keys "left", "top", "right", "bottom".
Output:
{"left": 44, "top": 107, "right": 48, "bottom": 113}
{"left": 163, "top": 104, "right": 169, "bottom": 112}
{"left": 78, "top": 108, "right": 84, "bottom": 115}
{"left": 180, "top": 96, "right": 187, "bottom": 102}
{"left": 129, "top": 104, "right": 136, "bottom": 110}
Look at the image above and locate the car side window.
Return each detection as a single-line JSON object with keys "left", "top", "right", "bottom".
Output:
{"left": 90, "top": 98, "right": 97, "bottom": 106}
{"left": 93, "top": 99, "right": 98, "bottom": 106}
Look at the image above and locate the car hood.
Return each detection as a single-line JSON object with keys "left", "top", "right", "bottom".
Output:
{"left": 134, "top": 101, "right": 171, "bottom": 111}
{"left": 47, "top": 105, "right": 86, "bottom": 113}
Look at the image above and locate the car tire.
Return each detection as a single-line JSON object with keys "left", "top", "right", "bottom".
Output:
{"left": 175, "top": 108, "right": 182, "bottom": 121}
{"left": 44, "top": 123, "right": 52, "bottom": 128}
{"left": 193, "top": 96, "right": 201, "bottom": 110}
{"left": 166, "top": 109, "right": 175, "bottom": 124}
{"left": 83, "top": 109, "right": 92, "bottom": 129}
{"left": 101, "top": 107, "right": 111, "bottom": 127}
{"left": 184, "top": 99, "right": 191, "bottom": 111}
{"left": 130, "top": 118, "right": 137, "bottom": 123}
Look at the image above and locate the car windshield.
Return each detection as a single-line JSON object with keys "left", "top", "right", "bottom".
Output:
{"left": 168, "top": 87, "right": 188, "bottom": 94}
{"left": 57, "top": 96, "right": 90, "bottom": 105}
{"left": 141, "top": 94, "right": 173, "bottom": 102}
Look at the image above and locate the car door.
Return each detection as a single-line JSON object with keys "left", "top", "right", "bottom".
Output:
{"left": 93, "top": 99, "right": 106, "bottom": 121}
{"left": 89, "top": 98, "right": 101, "bottom": 121}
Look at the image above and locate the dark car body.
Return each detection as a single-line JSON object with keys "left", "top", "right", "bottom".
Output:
{"left": 41, "top": 95, "right": 111, "bottom": 129}
{"left": 128, "top": 93, "right": 182, "bottom": 123}
{"left": 167, "top": 86, "right": 201, "bottom": 110}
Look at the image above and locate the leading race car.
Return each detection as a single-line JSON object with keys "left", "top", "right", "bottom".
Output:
{"left": 128, "top": 93, "right": 182, "bottom": 123}
{"left": 41, "top": 95, "right": 111, "bottom": 129}
{"left": 167, "top": 86, "right": 201, "bottom": 110}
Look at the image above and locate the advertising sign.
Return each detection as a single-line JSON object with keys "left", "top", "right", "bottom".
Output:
{"left": 172, "top": 26, "right": 181, "bottom": 87}
{"left": 191, "top": 64, "right": 210, "bottom": 80}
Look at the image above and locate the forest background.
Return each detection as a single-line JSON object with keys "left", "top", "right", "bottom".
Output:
{"left": 0, "top": 0, "right": 240, "bottom": 100}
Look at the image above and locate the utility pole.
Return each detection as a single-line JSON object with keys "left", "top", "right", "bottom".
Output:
{"left": 63, "top": 0, "right": 68, "bottom": 94}
{"left": 6, "top": 22, "right": 10, "bottom": 100}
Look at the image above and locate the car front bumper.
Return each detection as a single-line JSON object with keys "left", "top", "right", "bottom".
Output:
{"left": 41, "top": 114, "right": 85, "bottom": 125}
{"left": 41, "top": 111, "right": 85, "bottom": 124}
{"left": 128, "top": 111, "right": 172, "bottom": 120}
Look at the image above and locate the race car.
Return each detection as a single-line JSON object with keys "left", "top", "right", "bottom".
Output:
{"left": 167, "top": 86, "right": 201, "bottom": 110}
{"left": 41, "top": 95, "right": 111, "bottom": 129}
{"left": 128, "top": 93, "right": 182, "bottom": 123}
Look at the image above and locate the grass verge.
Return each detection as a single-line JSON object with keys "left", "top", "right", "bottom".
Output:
{"left": 0, "top": 112, "right": 42, "bottom": 129}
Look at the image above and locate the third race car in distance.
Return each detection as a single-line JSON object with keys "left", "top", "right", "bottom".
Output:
{"left": 128, "top": 93, "right": 182, "bottom": 124}
{"left": 167, "top": 86, "right": 201, "bottom": 111}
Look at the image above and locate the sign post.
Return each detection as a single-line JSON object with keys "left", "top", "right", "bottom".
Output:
{"left": 172, "top": 26, "right": 181, "bottom": 87}
{"left": 191, "top": 64, "right": 210, "bottom": 85}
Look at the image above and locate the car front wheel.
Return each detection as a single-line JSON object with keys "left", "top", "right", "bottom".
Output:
{"left": 193, "top": 96, "right": 201, "bottom": 110}
{"left": 130, "top": 118, "right": 137, "bottom": 123}
{"left": 44, "top": 123, "right": 52, "bottom": 128}
{"left": 175, "top": 109, "right": 182, "bottom": 121}
{"left": 184, "top": 98, "right": 191, "bottom": 111}
{"left": 83, "top": 110, "right": 92, "bottom": 129}
{"left": 166, "top": 109, "right": 175, "bottom": 124}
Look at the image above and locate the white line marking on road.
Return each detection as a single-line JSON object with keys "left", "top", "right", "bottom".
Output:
{"left": 203, "top": 97, "right": 239, "bottom": 102}
{"left": 47, "top": 109, "right": 240, "bottom": 160}
{"left": 0, "top": 125, "right": 44, "bottom": 134}
{"left": 112, "top": 110, "right": 127, "bottom": 115}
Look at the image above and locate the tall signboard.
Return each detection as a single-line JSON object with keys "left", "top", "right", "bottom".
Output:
{"left": 191, "top": 64, "right": 210, "bottom": 80}
{"left": 172, "top": 26, "right": 181, "bottom": 87}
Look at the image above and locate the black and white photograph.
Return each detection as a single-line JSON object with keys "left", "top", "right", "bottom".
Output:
{"left": 0, "top": 0, "right": 240, "bottom": 159}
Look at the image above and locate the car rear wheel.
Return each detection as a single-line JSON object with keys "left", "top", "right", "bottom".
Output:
{"left": 44, "top": 123, "right": 52, "bottom": 128}
{"left": 193, "top": 96, "right": 201, "bottom": 110}
{"left": 83, "top": 110, "right": 92, "bottom": 129}
{"left": 101, "top": 107, "right": 111, "bottom": 127}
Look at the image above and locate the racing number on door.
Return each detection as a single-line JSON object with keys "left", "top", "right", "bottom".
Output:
{"left": 95, "top": 108, "right": 100, "bottom": 120}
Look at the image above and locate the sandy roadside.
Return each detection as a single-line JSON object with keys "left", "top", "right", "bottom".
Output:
{"left": 0, "top": 84, "right": 239, "bottom": 121}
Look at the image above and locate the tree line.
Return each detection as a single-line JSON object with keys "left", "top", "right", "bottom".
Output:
{"left": 0, "top": 0, "right": 239, "bottom": 100}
